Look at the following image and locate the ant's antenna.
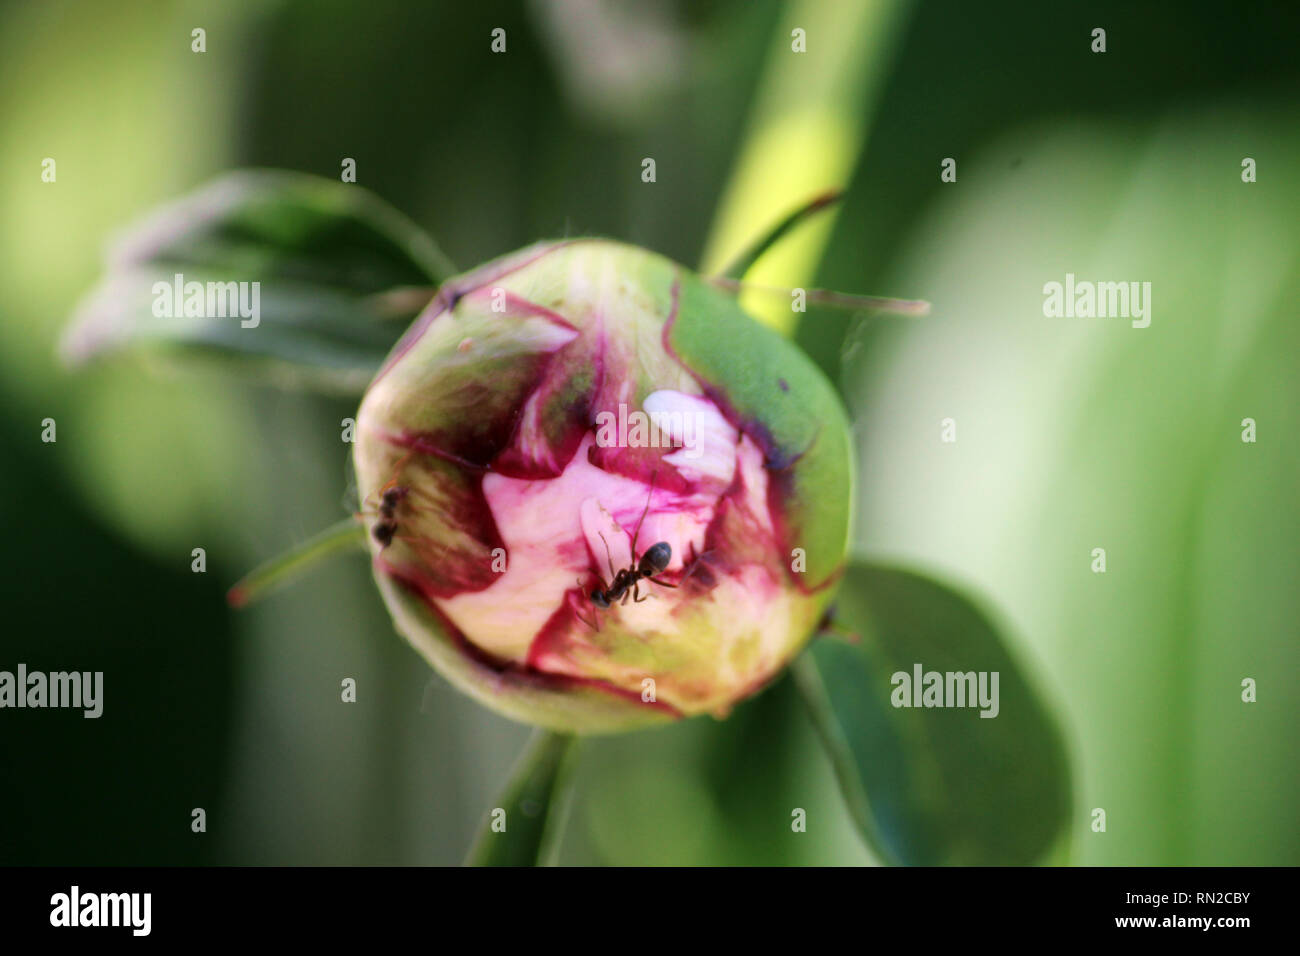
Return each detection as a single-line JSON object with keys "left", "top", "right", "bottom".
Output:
{"left": 596, "top": 531, "right": 616, "bottom": 583}
{"left": 630, "top": 469, "right": 659, "bottom": 557}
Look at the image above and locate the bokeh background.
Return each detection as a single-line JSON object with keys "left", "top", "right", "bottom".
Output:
{"left": 1, "top": 0, "right": 1295, "bottom": 865}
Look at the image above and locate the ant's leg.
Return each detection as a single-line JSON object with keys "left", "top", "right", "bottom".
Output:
{"left": 629, "top": 469, "right": 659, "bottom": 559}
{"left": 377, "top": 449, "right": 418, "bottom": 497}
{"left": 578, "top": 574, "right": 612, "bottom": 598}
{"left": 576, "top": 605, "right": 600, "bottom": 632}
{"left": 360, "top": 448, "right": 419, "bottom": 514}
{"left": 573, "top": 579, "right": 600, "bottom": 632}
{"left": 575, "top": 605, "right": 599, "bottom": 631}
{"left": 649, "top": 576, "right": 678, "bottom": 590}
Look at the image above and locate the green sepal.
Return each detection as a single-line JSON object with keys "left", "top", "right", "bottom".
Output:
{"left": 668, "top": 271, "right": 854, "bottom": 590}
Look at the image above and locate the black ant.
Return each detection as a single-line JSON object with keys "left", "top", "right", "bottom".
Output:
{"left": 369, "top": 486, "right": 406, "bottom": 548}
{"left": 581, "top": 475, "right": 677, "bottom": 623}
{"left": 591, "top": 537, "right": 675, "bottom": 608}
{"left": 357, "top": 450, "right": 432, "bottom": 550}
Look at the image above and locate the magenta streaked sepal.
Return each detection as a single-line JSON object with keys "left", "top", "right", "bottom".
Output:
{"left": 355, "top": 240, "right": 852, "bottom": 732}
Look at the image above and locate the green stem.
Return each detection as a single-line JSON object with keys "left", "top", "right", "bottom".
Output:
{"left": 709, "top": 276, "right": 930, "bottom": 316}
{"left": 226, "top": 517, "right": 367, "bottom": 608}
{"left": 536, "top": 742, "right": 580, "bottom": 867}
{"left": 464, "top": 730, "right": 577, "bottom": 867}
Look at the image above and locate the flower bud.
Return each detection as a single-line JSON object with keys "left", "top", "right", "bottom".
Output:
{"left": 354, "top": 240, "right": 851, "bottom": 732}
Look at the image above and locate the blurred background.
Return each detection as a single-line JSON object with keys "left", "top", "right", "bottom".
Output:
{"left": 0, "top": 0, "right": 1295, "bottom": 865}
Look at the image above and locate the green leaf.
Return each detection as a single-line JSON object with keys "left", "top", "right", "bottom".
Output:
{"left": 795, "top": 561, "right": 1072, "bottom": 865}
{"left": 464, "top": 730, "right": 576, "bottom": 867}
{"left": 61, "top": 169, "right": 455, "bottom": 394}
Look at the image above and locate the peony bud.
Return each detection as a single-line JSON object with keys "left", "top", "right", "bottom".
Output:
{"left": 354, "top": 239, "right": 852, "bottom": 733}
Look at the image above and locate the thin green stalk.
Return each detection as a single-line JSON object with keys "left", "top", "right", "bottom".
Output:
{"left": 709, "top": 276, "right": 930, "bottom": 316}
{"left": 226, "top": 516, "right": 367, "bottom": 608}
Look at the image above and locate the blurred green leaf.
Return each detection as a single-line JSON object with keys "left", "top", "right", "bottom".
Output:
{"left": 700, "top": 0, "right": 915, "bottom": 335}
{"left": 465, "top": 730, "right": 575, "bottom": 867}
{"left": 60, "top": 169, "right": 455, "bottom": 394}
{"left": 794, "top": 561, "right": 1071, "bottom": 865}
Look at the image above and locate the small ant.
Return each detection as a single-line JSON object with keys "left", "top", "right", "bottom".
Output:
{"left": 369, "top": 486, "right": 407, "bottom": 548}
{"left": 358, "top": 450, "right": 430, "bottom": 550}
{"left": 582, "top": 474, "right": 678, "bottom": 624}
{"left": 590, "top": 537, "right": 675, "bottom": 608}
